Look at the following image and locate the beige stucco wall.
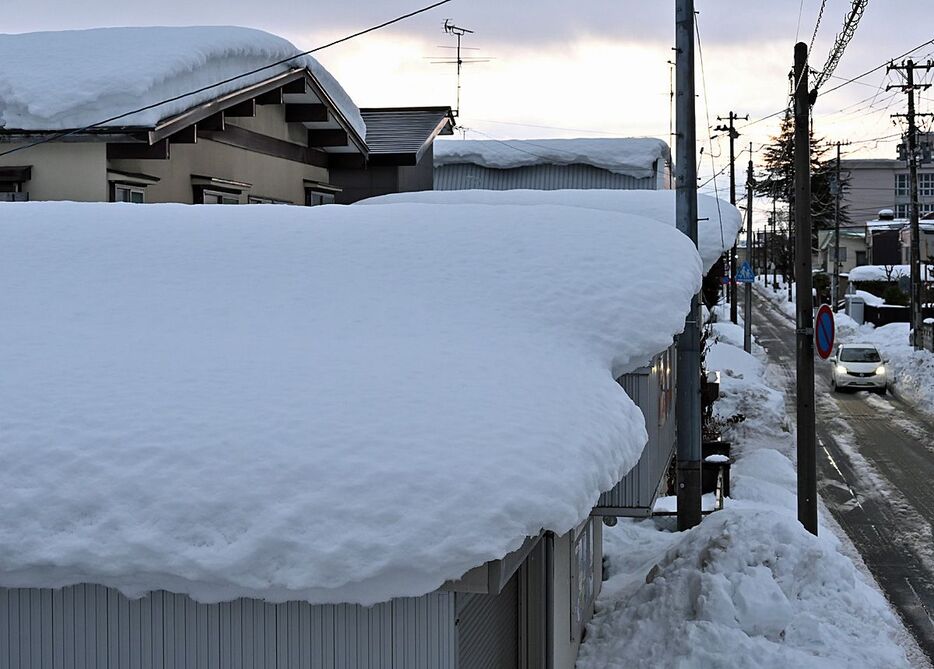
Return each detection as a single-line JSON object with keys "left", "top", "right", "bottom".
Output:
{"left": 110, "top": 138, "right": 328, "bottom": 204}
{"left": 227, "top": 104, "right": 308, "bottom": 145}
{"left": 0, "top": 142, "right": 108, "bottom": 201}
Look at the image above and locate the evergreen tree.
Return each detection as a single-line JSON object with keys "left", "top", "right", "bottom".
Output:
{"left": 755, "top": 110, "right": 851, "bottom": 237}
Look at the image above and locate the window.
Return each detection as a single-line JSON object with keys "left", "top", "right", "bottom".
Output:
{"left": 856, "top": 250, "right": 867, "bottom": 266}
{"left": 202, "top": 190, "right": 240, "bottom": 205}
{"left": 0, "top": 165, "right": 31, "bottom": 199}
{"left": 920, "top": 173, "right": 934, "bottom": 198}
{"left": 896, "top": 173, "right": 910, "bottom": 197}
{"left": 191, "top": 175, "right": 250, "bottom": 205}
{"left": 303, "top": 180, "right": 341, "bottom": 207}
{"left": 305, "top": 190, "right": 335, "bottom": 207}
{"left": 113, "top": 184, "right": 145, "bottom": 203}
{"left": 248, "top": 195, "right": 291, "bottom": 205}
{"left": 897, "top": 202, "right": 934, "bottom": 218}
{"left": 836, "top": 246, "right": 848, "bottom": 262}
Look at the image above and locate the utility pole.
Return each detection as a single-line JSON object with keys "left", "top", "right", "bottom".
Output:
{"left": 787, "top": 202, "right": 794, "bottom": 303}
{"left": 888, "top": 59, "right": 934, "bottom": 349}
{"left": 714, "top": 111, "right": 748, "bottom": 324}
{"left": 675, "top": 0, "right": 702, "bottom": 531}
{"left": 772, "top": 199, "right": 778, "bottom": 289}
{"left": 745, "top": 145, "right": 754, "bottom": 353}
{"left": 794, "top": 42, "right": 817, "bottom": 536}
{"left": 831, "top": 142, "right": 843, "bottom": 312}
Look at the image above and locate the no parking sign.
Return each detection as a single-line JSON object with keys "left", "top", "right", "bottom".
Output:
{"left": 815, "top": 304, "right": 835, "bottom": 359}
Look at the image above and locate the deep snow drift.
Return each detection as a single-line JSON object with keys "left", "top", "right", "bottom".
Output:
{"left": 433, "top": 137, "right": 670, "bottom": 179}
{"left": 577, "top": 310, "right": 912, "bottom": 668}
{"left": 359, "top": 190, "right": 742, "bottom": 272}
{"left": 0, "top": 26, "right": 365, "bottom": 138}
{"left": 0, "top": 201, "right": 701, "bottom": 605}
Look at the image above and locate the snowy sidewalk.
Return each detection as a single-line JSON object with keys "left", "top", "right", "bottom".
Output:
{"left": 578, "top": 309, "right": 918, "bottom": 668}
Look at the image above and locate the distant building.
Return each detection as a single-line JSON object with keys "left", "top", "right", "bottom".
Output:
{"left": 840, "top": 132, "right": 934, "bottom": 221}
{"left": 433, "top": 137, "right": 672, "bottom": 191}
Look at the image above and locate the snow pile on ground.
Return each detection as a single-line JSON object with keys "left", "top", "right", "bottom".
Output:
{"left": 848, "top": 264, "right": 934, "bottom": 282}
{"left": 0, "top": 26, "right": 365, "bottom": 138}
{"left": 433, "top": 137, "right": 670, "bottom": 179}
{"left": 0, "top": 200, "right": 701, "bottom": 605}
{"left": 359, "top": 190, "right": 742, "bottom": 272}
{"left": 578, "top": 307, "right": 911, "bottom": 669}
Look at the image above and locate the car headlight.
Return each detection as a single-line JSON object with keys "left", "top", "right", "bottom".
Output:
{"left": 836, "top": 365, "right": 848, "bottom": 375}
{"left": 875, "top": 365, "right": 886, "bottom": 376}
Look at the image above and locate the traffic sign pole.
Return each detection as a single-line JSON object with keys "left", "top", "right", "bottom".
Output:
{"left": 815, "top": 305, "right": 836, "bottom": 360}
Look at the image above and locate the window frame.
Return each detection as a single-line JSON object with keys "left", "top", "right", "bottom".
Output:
{"left": 112, "top": 184, "right": 146, "bottom": 204}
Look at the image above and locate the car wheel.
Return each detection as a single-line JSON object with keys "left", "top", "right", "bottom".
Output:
{"left": 831, "top": 377, "right": 837, "bottom": 392}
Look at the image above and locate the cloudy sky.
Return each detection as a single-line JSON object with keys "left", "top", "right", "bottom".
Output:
{"left": 10, "top": 1, "right": 934, "bottom": 209}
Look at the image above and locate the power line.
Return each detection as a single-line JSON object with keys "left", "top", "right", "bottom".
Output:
{"left": 0, "top": 0, "right": 454, "bottom": 159}
{"left": 694, "top": 15, "right": 726, "bottom": 248}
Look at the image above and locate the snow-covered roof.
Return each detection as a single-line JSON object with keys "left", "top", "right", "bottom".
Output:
{"left": 357, "top": 189, "right": 741, "bottom": 272}
{"left": 433, "top": 137, "right": 671, "bottom": 179}
{"left": 848, "top": 264, "right": 934, "bottom": 282}
{"left": 0, "top": 201, "right": 702, "bottom": 605}
{"left": 0, "top": 26, "right": 366, "bottom": 139}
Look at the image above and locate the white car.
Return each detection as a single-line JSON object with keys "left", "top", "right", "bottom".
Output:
{"left": 829, "top": 344, "right": 888, "bottom": 394}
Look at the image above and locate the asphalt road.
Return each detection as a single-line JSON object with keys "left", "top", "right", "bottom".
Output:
{"left": 750, "top": 288, "right": 934, "bottom": 665}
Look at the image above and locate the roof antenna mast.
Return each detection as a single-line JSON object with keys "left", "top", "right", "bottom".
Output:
{"left": 431, "top": 20, "right": 490, "bottom": 120}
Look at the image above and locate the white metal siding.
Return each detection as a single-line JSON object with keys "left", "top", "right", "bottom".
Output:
{"left": 434, "top": 163, "right": 658, "bottom": 191}
{"left": 593, "top": 345, "right": 677, "bottom": 515}
{"left": 0, "top": 585, "right": 456, "bottom": 669}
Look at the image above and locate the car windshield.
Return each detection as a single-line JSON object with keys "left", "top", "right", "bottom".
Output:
{"left": 839, "top": 347, "right": 881, "bottom": 363}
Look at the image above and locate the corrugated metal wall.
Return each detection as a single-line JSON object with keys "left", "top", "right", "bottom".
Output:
{"left": 434, "top": 164, "right": 657, "bottom": 191}
{"left": 456, "top": 574, "right": 518, "bottom": 669}
{"left": 0, "top": 584, "right": 456, "bottom": 669}
{"left": 593, "top": 345, "right": 677, "bottom": 515}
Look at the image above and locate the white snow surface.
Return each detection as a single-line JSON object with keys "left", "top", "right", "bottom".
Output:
{"left": 358, "top": 190, "right": 742, "bottom": 273}
{"left": 433, "top": 137, "right": 671, "bottom": 179}
{"left": 847, "top": 264, "right": 934, "bottom": 282}
{"left": 0, "top": 201, "right": 702, "bottom": 605}
{"left": 577, "top": 309, "right": 912, "bottom": 668}
{"left": 0, "top": 26, "right": 366, "bottom": 139}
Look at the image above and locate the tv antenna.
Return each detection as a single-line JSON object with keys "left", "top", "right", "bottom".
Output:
{"left": 428, "top": 20, "right": 491, "bottom": 118}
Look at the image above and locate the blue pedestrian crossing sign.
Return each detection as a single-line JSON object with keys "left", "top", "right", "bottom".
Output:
{"left": 735, "top": 261, "right": 756, "bottom": 284}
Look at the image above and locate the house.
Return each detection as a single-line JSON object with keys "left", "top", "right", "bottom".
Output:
{"left": 433, "top": 137, "right": 672, "bottom": 191}
{"left": 0, "top": 198, "right": 715, "bottom": 668}
{"left": 0, "top": 27, "right": 453, "bottom": 205}
{"left": 866, "top": 210, "right": 907, "bottom": 265}
{"left": 900, "top": 220, "right": 934, "bottom": 264}
{"left": 817, "top": 228, "right": 868, "bottom": 274}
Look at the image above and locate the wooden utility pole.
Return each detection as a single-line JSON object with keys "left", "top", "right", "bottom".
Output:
{"left": 675, "top": 0, "right": 702, "bottom": 531}
{"left": 714, "top": 112, "right": 748, "bottom": 323}
{"left": 832, "top": 142, "right": 843, "bottom": 312}
{"left": 888, "top": 59, "right": 934, "bottom": 349}
{"left": 772, "top": 199, "right": 778, "bottom": 289}
{"left": 794, "top": 42, "right": 817, "bottom": 536}
{"left": 745, "top": 145, "right": 754, "bottom": 353}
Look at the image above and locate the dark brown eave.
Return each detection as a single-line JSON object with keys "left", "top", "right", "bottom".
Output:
{"left": 148, "top": 69, "right": 305, "bottom": 145}
{"left": 359, "top": 107, "right": 455, "bottom": 167}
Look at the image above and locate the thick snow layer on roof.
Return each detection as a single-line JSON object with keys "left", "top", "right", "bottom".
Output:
{"left": 0, "top": 26, "right": 365, "bottom": 139}
{"left": 433, "top": 137, "right": 670, "bottom": 178}
{"left": 848, "top": 264, "right": 934, "bottom": 282}
{"left": 0, "top": 201, "right": 701, "bottom": 605}
{"left": 358, "top": 189, "right": 742, "bottom": 272}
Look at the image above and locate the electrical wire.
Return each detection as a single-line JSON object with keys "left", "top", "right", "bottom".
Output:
{"left": 0, "top": 0, "right": 454, "bottom": 159}
{"left": 694, "top": 15, "right": 725, "bottom": 248}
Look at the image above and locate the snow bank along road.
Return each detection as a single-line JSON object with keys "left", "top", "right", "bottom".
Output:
{"left": 752, "top": 289, "right": 934, "bottom": 664}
